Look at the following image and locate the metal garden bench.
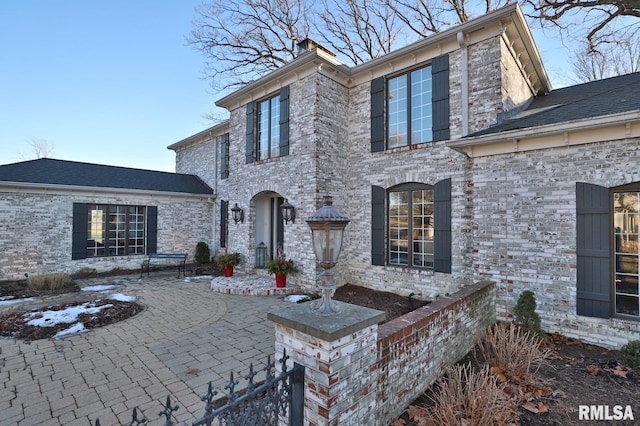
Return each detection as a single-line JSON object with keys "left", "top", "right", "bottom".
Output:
{"left": 140, "top": 253, "right": 188, "bottom": 278}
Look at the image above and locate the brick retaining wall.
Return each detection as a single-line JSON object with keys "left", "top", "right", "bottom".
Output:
{"left": 375, "top": 280, "right": 496, "bottom": 424}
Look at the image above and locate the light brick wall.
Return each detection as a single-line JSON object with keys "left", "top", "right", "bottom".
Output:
{"left": 0, "top": 189, "right": 212, "bottom": 280}
{"left": 214, "top": 73, "right": 350, "bottom": 288}
{"left": 174, "top": 135, "right": 217, "bottom": 189}
{"left": 375, "top": 281, "right": 495, "bottom": 424}
{"left": 471, "top": 139, "right": 640, "bottom": 348}
{"left": 270, "top": 281, "right": 495, "bottom": 425}
{"left": 274, "top": 322, "right": 380, "bottom": 425}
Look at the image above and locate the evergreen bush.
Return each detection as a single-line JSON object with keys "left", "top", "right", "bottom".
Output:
{"left": 513, "top": 290, "right": 545, "bottom": 338}
{"left": 619, "top": 340, "right": 640, "bottom": 371}
{"left": 195, "top": 241, "right": 211, "bottom": 264}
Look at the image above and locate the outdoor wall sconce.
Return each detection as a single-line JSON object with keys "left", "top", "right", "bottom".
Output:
{"left": 306, "top": 195, "right": 350, "bottom": 315}
{"left": 231, "top": 203, "right": 244, "bottom": 224}
{"left": 281, "top": 198, "right": 296, "bottom": 224}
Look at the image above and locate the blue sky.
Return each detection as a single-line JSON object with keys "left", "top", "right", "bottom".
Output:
{"left": 0, "top": 2, "right": 572, "bottom": 173}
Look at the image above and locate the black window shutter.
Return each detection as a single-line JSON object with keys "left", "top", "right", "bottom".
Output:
{"left": 371, "top": 185, "right": 386, "bottom": 265}
{"left": 434, "top": 178, "right": 452, "bottom": 273}
{"left": 220, "top": 200, "right": 228, "bottom": 248}
{"left": 279, "top": 86, "right": 290, "bottom": 156}
{"left": 72, "top": 203, "right": 88, "bottom": 260}
{"left": 431, "top": 55, "right": 450, "bottom": 142}
{"left": 146, "top": 206, "right": 158, "bottom": 255}
{"left": 576, "top": 182, "right": 610, "bottom": 318}
{"left": 245, "top": 103, "right": 255, "bottom": 164}
{"left": 371, "top": 77, "right": 385, "bottom": 153}
{"left": 220, "top": 133, "right": 229, "bottom": 179}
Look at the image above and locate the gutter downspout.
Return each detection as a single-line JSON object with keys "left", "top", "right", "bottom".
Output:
{"left": 457, "top": 31, "right": 469, "bottom": 137}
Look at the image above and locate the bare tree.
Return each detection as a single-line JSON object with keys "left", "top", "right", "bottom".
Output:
{"left": 524, "top": 0, "right": 640, "bottom": 51}
{"left": 572, "top": 37, "right": 640, "bottom": 82}
{"left": 189, "top": 0, "right": 313, "bottom": 90}
{"left": 190, "top": 0, "right": 507, "bottom": 91}
{"left": 17, "top": 138, "right": 56, "bottom": 160}
{"left": 317, "top": 0, "right": 402, "bottom": 65}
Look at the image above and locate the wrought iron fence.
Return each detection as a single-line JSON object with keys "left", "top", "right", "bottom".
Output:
{"left": 95, "top": 349, "right": 305, "bottom": 426}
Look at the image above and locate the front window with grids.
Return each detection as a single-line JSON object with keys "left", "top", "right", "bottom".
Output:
{"left": 87, "top": 204, "right": 146, "bottom": 257}
{"left": 614, "top": 191, "right": 640, "bottom": 317}
{"left": 388, "top": 183, "right": 434, "bottom": 268}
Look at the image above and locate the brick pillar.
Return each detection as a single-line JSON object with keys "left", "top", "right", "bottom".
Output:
{"left": 268, "top": 301, "right": 385, "bottom": 425}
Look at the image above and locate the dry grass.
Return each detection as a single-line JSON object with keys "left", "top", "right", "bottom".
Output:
{"left": 407, "top": 363, "right": 519, "bottom": 426}
{"left": 27, "top": 273, "right": 74, "bottom": 291}
{"left": 475, "top": 323, "right": 550, "bottom": 386}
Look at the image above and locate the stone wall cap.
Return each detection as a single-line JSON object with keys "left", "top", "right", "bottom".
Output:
{"left": 268, "top": 301, "right": 385, "bottom": 341}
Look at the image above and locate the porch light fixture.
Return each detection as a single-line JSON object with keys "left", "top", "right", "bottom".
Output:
{"left": 281, "top": 199, "right": 296, "bottom": 224}
{"left": 306, "top": 195, "right": 350, "bottom": 315}
{"left": 231, "top": 203, "right": 244, "bottom": 224}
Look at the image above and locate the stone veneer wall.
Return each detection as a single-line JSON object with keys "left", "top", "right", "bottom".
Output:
{"left": 375, "top": 281, "right": 495, "bottom": 424}
{"left": 214, "top": 72, "right": 350, "bottom": 289}
{"left": 0, "top": 189, "right": 213, "bottom": 280}
{"left": 343, "top": 35, "right": 527, "bottom": 299}
{"left": 471, "top": 140, "right": 640, "bottom": 348}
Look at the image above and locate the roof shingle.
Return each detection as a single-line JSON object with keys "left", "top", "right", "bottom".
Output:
{"left": 0, "top": 158, "right": 213, "bottom": 195}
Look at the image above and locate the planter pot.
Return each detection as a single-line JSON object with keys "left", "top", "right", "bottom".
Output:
{"left": 224, "top": 265, "right": 234, "bottom": 277}
{"left": 275, "top": 273, "right": 287, "bottom": 288}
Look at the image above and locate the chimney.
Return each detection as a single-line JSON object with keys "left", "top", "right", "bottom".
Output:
{"left": 296, "top": 38, "right": 336, "bottom": 57}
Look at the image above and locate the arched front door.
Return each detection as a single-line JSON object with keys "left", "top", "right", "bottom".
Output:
{"left": 253, "top": 192, "right": 284, "bottom": 262}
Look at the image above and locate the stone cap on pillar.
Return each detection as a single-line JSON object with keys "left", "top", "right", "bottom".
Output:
{"left": 268, "top": 301, "right": 385, "bottom": 341}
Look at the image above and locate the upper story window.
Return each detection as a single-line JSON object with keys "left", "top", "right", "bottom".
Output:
{"left": 220, "top": 133, "right": 229, "bottom": 179}
{"left": 371, "top": 55, "right": 449, "bottom": 152}
{"left": 258, "top": 95, "right": 280, "bottom": 160}
{"left": 245, "top": 86, "right": 290, "bottom": 163}
{"left": 388, "top": 66, "right": 433, "bottom": 148}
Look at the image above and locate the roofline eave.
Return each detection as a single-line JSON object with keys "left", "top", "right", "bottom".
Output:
{"left": 0, "top": 181, "right": 215, "bottom": 198}
{"left": 448, "top": 110, "right": 640, "bottom": 154}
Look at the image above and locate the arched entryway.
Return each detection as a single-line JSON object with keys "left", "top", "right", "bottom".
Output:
{"left": 252, "top": 191, "right": 285, "bottom": 263}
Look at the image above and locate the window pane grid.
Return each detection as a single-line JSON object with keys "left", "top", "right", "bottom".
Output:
{"left": 87, "top": 204, "right": 146, "bottom": 258}
{"left": 257, "top": 95, "right": 280, "bottom": 160}
{"left": 87, "top": 205, "right": 106, "bottom": 257}
{"left": 614, "top": 192, "right": 640, "bottom": 316}
{"left": 387, "top": 65, "right": 432, "bottom": 149}
{"left": 388, "top": 187, "right": 433, "bottom": 268}
{"left": 128, "top": 206, "right": 145, "bottom": 255}
{"left": 388, "top": 75, "right": 407, "bottom": 149}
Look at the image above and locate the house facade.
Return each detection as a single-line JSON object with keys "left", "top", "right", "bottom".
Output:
{"left": 169, "top": 4, "right": 640, "bottom": 348}
{"left": 0, "top": 158, "right": 214, "bottom": 280}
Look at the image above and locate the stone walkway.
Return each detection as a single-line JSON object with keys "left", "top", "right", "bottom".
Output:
{"left": 0, "top": 272, "right": 294, "bottom": 425}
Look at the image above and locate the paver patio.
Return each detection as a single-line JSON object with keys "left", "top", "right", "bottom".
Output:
{"left": 0, "top": 272, "right": 288, "bottom": 425}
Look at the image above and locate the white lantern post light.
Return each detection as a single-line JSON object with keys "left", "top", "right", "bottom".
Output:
{"left": 306, "top": 195, "right": 350, "bottom": 315}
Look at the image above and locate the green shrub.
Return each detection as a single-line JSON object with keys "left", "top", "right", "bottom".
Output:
{"left": 513, "top": 290, "right": 545, "bottom": 338}
{"left": 195, "top": 241, "right": 211, "bottom": 264}
{"left": 28, "top": 273, "right": 73, "bottom": 291}
{"left": 619, "top": 340, "right": 640, "bottom": 371}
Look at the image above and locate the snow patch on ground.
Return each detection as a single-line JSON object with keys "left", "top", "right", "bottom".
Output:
{"left": 54, "top": 323, "right": 88, "bottom": 339}
{"left": 81, "top": 285, "right": 118, "bottom": 292}
{"left": 25, "top": 302, "right": 114, "bottom": 327}
{"left": 0, "top": 296, "right": 35, "bottom": 306}
{"left": 284, "top": 295, "right": 313, "bottom": 303}
{"left": 109, "top": 293, "right": 136, "bottom": 302}
{"left": 184, "top": 275, "right": 213, "bottom": 282}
